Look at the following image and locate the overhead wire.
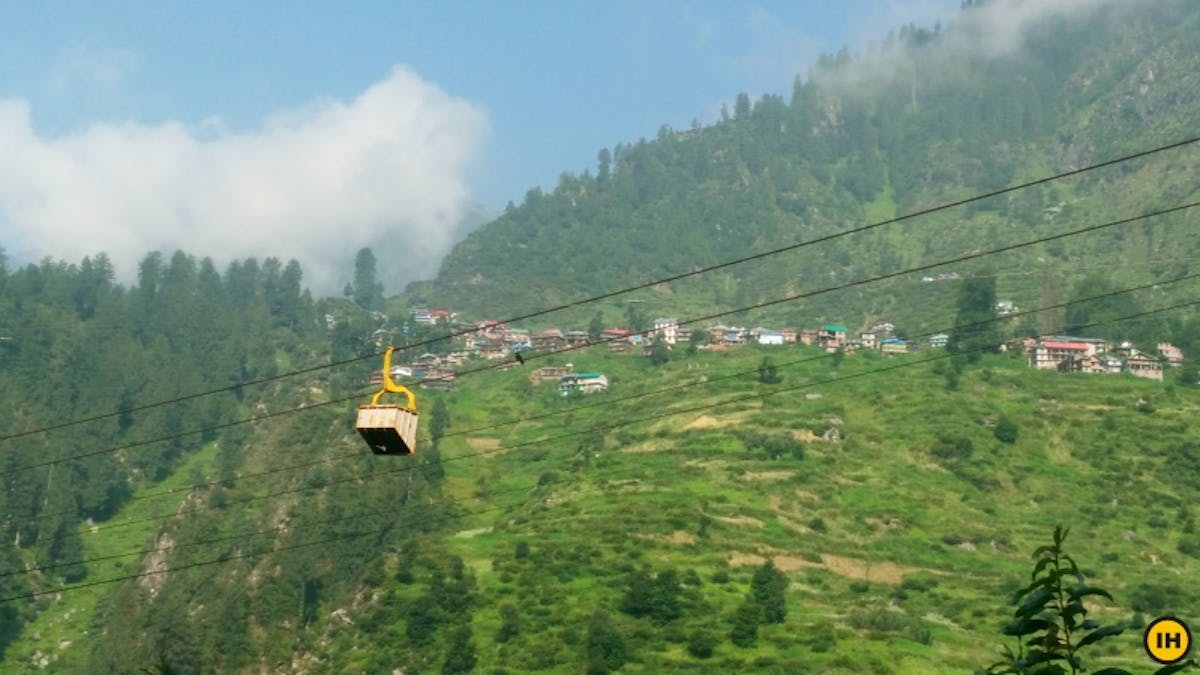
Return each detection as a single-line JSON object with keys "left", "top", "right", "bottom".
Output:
{"left": 28, "top": 265, "right": 1190, "bottom": 528}
{"left": 40, "top": 296, "right": 1200, "bottom": 539}
{"left": 5, "top": 198, "right": 1196, "bottom": 479}
{"left": 430, "top": 272, "right": 1200, "bottom": 441}
{"left": 1, "top": 482, "right": 536, "bottom": 580}
{"left": 0, "top": 496, "right": 535, "bottom": 604}
{"left": 4, "top": 134, "right": 1197, "bottom": 443}
{"left": 4, "top": 298, "right": 1193, "bottom": 598}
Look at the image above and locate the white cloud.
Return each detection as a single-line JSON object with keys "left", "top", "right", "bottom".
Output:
{"left": 0, "top": 65, "right": 489, "bottom": 294}
{"left": 813, "top": 0, "right": 1125, "bottom": 92}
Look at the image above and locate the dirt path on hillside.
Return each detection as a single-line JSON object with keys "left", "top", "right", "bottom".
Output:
{"left": 683, "top": 411, "right": 754, "bottom": 430}
{"left": 727, "top": 550, "right": 934, "bottom": 585}
{"left": 635, "top": 530, "right": 698, "bottom": 545}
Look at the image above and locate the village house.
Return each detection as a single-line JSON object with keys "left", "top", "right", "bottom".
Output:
{"left": 754, "top": 328, "right": 784, "bottom": 346}
{"left": 1043, "top": 335, "right": 1112, "bottom": 355}
{"left": 780, "top": 328, "right": 798, "bottom": 344}
{"left": 1158, "top": 342, "right": 1185, "bottom": 366}
{"left": 421, "top": 365, "right": 456, "bottom": 382}
{"left": 530, "top": 366, "right": 571, "bottom": 384}
{"left": 609, "top": 339, "right": 632, "bottom": 354}
{"left": 564, "top": 330, "right": 591, "bottom": 347}
{"left": 504, "top": 327, "right": 531, "bottom": 342}
{"left": 560, "top": 371, "right": 609, "bottom": 395}
{"left": 601, "top": 328, "right": 631, "bottom": 341}
{"left": 1074, "top": 354, "right": 1114, "bottom": 374}
{"left": 411, "top": 308, "right": 431, "bottom": 324}
{"left": 1125, "top": 353, "right": 1164, "bottom": 381}
{"left": 443, "top": 352, "right": 470, "bottom": 367}
{"left": 929, "top": 333, "right": 950, "bottom": 349}
{"left": 428, "top": 309, "right": 457, "bottom": 324}
{"left": 708, "top": 325, "right": 746, "bottom": 345}
{"left": 996, "top": 300, "right": 1018, "bottom": 315}
{"left": 479, "top": 339, "right": 509, "bottom": 360}
{"left": 653, "top": 318, "right": 680, "bottom": 345}
{"left": 799, "top": 329, "right": 819, "bottom": 346}
{"left": 818, "top": 324, "right": 847, "bottom": 352}
{"left": 412, "top": 353, "right": 443, "bottom": 368}
{"left": 1112, "top": 341, "right": 1137, "bottom": 359}
{"left": 1030, "top": 340, "right": 1091, "bottom": 370}
{"left": 881, "top": 337, "right": 908, "bottom": 357}
{"left": 532, "top": 328, "right": 567, "bottom": 351}
{"left": 475, "top": 320, "right": 507, "bottom": 339}
{"left": 859, "top": 332, "right": 878, "bottom": 350}
{"left": 504, "top": 331, "right": 532, "bottom": 353}
{"left": 421, "top": 374, "right": 455, "bottom": 391}
{"left": 869, "top": 321, "right": 895, "bottom": 336}
{"left": 676, "top": 325, "right": 693, "bottom": 343}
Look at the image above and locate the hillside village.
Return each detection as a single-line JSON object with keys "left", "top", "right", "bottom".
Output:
{"left": 360, "top": 304, "right": 1185, "bottom": 392}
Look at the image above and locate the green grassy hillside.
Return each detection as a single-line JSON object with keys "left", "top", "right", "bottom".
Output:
{"left": 25, "top": 337, "right": 1196, "bottom": 673}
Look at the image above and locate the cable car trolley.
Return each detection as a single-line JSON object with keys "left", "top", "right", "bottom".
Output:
{"left": 356, "top": 347, "right": 419, "bottom": 455}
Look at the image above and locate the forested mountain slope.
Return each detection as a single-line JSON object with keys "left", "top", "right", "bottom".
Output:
{"left": 408, "top": 0, "right": 1200, "bottom": 336}
{"left": 3, "top": 1, "right": 1200, "bottom": 673}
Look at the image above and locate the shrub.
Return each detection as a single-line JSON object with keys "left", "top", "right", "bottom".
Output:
{"left": 806, "top": 622, "right": 837, "bottom": 653}
{"left": 900, "top": 573, "right": 940, "bottom": 593}
{"left": 993, "top": 415, "right": 1019, "bottom": 444}
{"left": 687, "top": 631, "right": 717, "bottom": 658}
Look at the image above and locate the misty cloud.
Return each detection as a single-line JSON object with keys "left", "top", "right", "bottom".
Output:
{"left": 0, "top": 65, "right": 489, "bottom": 294}
{"left": 811, "top": 0, "right": 1126, "bottom": 92}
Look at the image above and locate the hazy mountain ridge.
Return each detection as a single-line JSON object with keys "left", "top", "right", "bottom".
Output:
{"left": 408, "top": 1, "right": 1200, "bottom": 336}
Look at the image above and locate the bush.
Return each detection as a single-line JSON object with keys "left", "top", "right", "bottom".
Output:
{"left": 993, "top": 415, "right": 1018, "bottom": 444}
{"left": 931, "top": 435, "right": 973, "bottom": 461}
{"left": 687, "top": 631, "right": 717, "bottom": 658}
{"left": 806, "top": 622, "right": 837, "bottom": 653}
{"left": 900, "top": 573, "right": 939, "bottom": 593}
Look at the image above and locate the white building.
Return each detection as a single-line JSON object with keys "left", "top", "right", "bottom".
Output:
{"left": 653, "top": 318, "right": 680, "bottom": 345}
{"left": 755, "top": 329, "right": 784, "bottom": 346}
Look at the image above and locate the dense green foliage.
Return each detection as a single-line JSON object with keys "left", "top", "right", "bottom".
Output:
{"left": 5, "top": 2, "right": 1200, "bottom": 673}
{"left": 409, "top": 1, "right": 1200, "bottom": 348}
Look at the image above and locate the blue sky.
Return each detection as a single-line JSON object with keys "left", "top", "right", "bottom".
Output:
{"left": 0, "top": 1, "right": 962, "bottom": 290}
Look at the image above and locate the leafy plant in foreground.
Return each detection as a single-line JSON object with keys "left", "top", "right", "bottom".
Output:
{"left": 982, "top": 525, "right": 1196, "bottom": 675}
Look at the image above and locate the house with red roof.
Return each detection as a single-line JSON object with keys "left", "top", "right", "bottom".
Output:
{"left": 1030, "top": 340, "right": 1091, "bottom": 371}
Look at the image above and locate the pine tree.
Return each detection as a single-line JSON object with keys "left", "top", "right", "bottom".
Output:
{"left": 729, "top": 600, "right": 760, "bottom": 647}
{"left": 586, "top": 610, "right": 626, "bottom": 673}
{"left": 949, "top": 274, "right": 1000, "bottom": 362}
{"left": 588, "top": 311, "right": 604, "bottom": 341}
{"left": 751, "top": 560, "right": 788, "bottom": 624}
{"left": 442, "top": 624, "right": 476, "bottom": 675}
{"left": 351, "top": 247, "right": 385, "bottom": 311}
